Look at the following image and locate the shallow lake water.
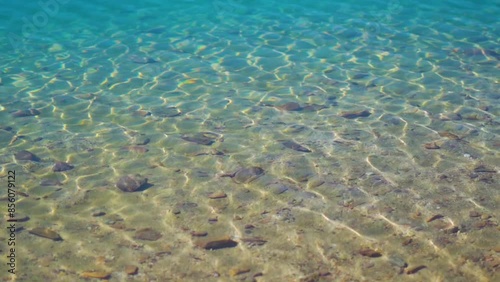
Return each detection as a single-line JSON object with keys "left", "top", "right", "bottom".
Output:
{"left": 0, "top": 0, "right": 498, "bottom": 281}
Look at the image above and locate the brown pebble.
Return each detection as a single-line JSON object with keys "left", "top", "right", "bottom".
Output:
{"left": 426, "top": 214, "right": 444, "bottom": 222}
{"left": 124, "top": 265, "right": 138, "bottom": 275}
{"left": 123, "top": 146, "right": 149, "bottom": 153}
{"left": 80, "top": 271, "right": 111, "bottom": 279}
{"left": 208, "top": 191, "right": 227, "bottom": 199}
{"left": 92, "top": 211, "right": 106, "bottom": 217}
{"left": 474, "top": 221, "right": 488, "bottom": 229}
{"left": 191, "top": 231, "right": 208, "bottom": 237}
{"left": 424, "top": 142, "right": 440, "bottom": 149}
{"left": 406, "top": 265, "right": 426, "bottom": 274}
{"left": 133, "top": 228, "right": 162, "bottom": 241}
{"left": 340, "top": 110, "right": 371, "bottom": 119}
{"left": 480, "top": 214, "right": 491, "bottom": 220}
{"left": 134, "top": 110, "right": 151, "bottom": 117}
{"left": 401, "top": 238, "right": 413, "bottom": 246}
{"left": 438, "top": 131, "right": 460, "bottom": 140}
{"left": 196, "top": 236, "right": 238, "bottom": 250}
{"left": 229, "top": 267, "right": 251, "bottom": 277}
{"left": 359, "top": 248, "right": 382, "bottom": 257}
{"left": 276, "top": 102, "right": 302, "bottom": 111}
{"left": 469, "top": 211, "right": 481, "bottom": 218}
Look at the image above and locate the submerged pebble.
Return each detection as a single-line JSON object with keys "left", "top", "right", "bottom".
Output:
{"left": 151, "top": 106, "right": 181, "bottom": 117}
{"left": 181, "top": 132, "right": 219, "bottom": 146}
{"left": 29, "top": 227, "right": 62, "bottom": 241}
{"left": 124, "top": 265, "right": 138, "bottom": 275}
{"left": 53, "top": 162, "right": 74, "bottom": 172}
{"left": 340, "top": 110, "right": 371, "bottom": 119}
{"left": 196, "top": 236, "right": 238, "bottom": 250}
{"left": 12, "top": 109, "right": 40, "bottom": 117}
{"left": 80, "top": 271, "right": 111, "bottom": 279}
{"left": 133, "top": 228, "right": 162, "bottom": 241}
{"left": 116, "top": 174, "right": 148, "bottom": 192}
{"left": 208, "top": 191, "right": 227, "bottom": 199}
{"left": 227, "top": 167, "right": 265, "bottom": 184}
{"left": 406, "top": 265, "right": 427, "bottom": 274}
{"left": 359, "top": 248, "right": 382, "bottom": 257}
{"left": 276, "top": 102, "right": 302, "bottom": 111}
{"left": 281, "top": 140, "right": 312, "bottom": 152}
{"left": 15, "top": 150, "right": 40, "bottom": 161}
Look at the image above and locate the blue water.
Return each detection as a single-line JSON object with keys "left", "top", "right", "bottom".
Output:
{"left": 1, "top": 1, "right": 499, "bottom": 281}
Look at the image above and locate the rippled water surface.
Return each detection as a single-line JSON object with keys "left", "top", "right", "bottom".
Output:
{"left": 0, "top": 0, "right": 499, "bottom": 281}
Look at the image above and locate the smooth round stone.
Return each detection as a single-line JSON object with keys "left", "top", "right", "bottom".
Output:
{"left": 15, "top": 150, "right": 40, "bottom": 161}
{"left": 53, "top": 162, "right": 74, "bottom": 172}
{"left": 116, "top": 174, "right": 148, "bottom": 192}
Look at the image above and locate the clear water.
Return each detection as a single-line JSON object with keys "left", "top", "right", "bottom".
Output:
{"left": 1, "top": 0, "right": 499, "bottom": 281}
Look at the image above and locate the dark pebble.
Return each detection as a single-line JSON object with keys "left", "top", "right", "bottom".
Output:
{"left": 181, "top": 133, "right": 217, "bottom": 146}
{"left": 232, "top": 167, "right": 265, "bottom": 184}
{"left": 473, "top": 165, "right": 496, "bottom": 173}
{"left": 196, "top": 236, "right": 238, "bottom": 250}
{"left": 15, "top": 150, "right": 40, "bottom": 161}
{"left": 406, "top": 265, "right": 426, "bottom": 274}
{"left": 340, "top": 110, "right": 371, "bottom": 119}
{"left": 281, "top": 140, "right": 312, "bottom": 152}
{"left": 133, "top": 228, "right": 162, "bottom": 241}
{"left": 301, "top": 104, "right": 327, "bottom": 112}
{"left": 116, "top": 174, "right": 148, "bottom": 192}
{"left": 53, "top": 162, "right": 74, "bottom": 172}
{"left": 1, "top": 126, "right": 13, "bottom": 131}
{"left": 359, "top": 248, "right": 382, "bottom": 257}
{"left": 12, "top": 109, "right": 40, "bottom": 117}
{"left": 151, "top": 106, "right": 182, "bottom": 118}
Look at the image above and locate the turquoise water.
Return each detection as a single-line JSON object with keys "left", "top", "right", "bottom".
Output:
{"left": 1, "top": 0, "right": 499, "bottom": 281}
